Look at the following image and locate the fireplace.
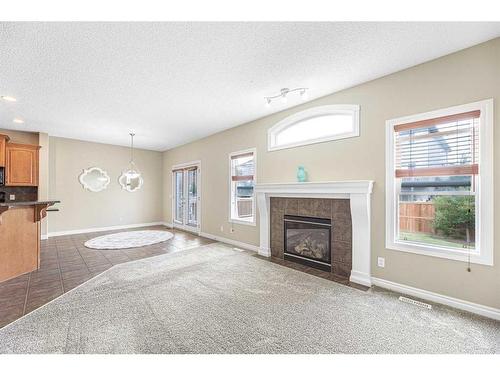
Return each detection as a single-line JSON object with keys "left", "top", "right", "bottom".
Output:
{"left": 256, "top": 181, "right": 374, "bottom": 286}
{"left": 284, "top": 215, "right": 332, "bottom": 272}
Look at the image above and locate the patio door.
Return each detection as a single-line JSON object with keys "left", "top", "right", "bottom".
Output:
{"left": 172, "top": 163, "right": 200, "bottom": 233}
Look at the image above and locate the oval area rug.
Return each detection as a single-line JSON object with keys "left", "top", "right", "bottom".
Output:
{"left": 84, "top": 230, "right": 174, "bottom": 249}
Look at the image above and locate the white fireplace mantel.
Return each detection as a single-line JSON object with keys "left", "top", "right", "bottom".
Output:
{"left": 255, "top": 181, "right": 374, "bottom": 287}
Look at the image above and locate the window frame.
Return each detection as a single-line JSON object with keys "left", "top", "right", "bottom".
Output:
{"left": 228, "top": 148, "right": 257, "bottom": 226}
{"left": 385, "top": 99, "right": 494, "bottom": 266}
{"left": 267, "top": 104, "right": 360, "bottom": 151}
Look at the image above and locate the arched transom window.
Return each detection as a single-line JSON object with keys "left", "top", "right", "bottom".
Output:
{"left": 267, "top": 105, "right": 360, "bottom": 151}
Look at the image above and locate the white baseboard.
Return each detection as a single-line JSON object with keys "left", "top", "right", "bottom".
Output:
{"left": 46, "top": 221, "right": 169, "bottom": 238}
{"left": 258, "top": 247, "right": 271, "bottom": 257}
{"left": 372, "top": 277, "right": 500, "bottom": 321}
{"left": 349, "top": 270, "right": 372, "bottom": 287}
{"left": 199, "top": 231, "right": 259, "bottom": 252}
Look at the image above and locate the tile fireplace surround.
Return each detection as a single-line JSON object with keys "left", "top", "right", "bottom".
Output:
{"left": 271, "top": 198, "right": 351, "bottom": 278}
{"left": 255, "top": 181, "right": 374, "bottom": 286}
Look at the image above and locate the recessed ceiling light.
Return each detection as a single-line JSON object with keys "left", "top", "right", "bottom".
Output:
{"left": 1, "top": 95, "right": 17, "bottom": 102}
{"left": 13, "top": 118, "right": 24, "bottom": 124}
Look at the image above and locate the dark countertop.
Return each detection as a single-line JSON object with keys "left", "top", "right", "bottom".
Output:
{"left": 0, "top": 200, "right": 60, "bottom": 207}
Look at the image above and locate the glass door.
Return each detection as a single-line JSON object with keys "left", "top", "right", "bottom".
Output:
{"left": 173, "top": 170, "right": 184, "bottom": 225}
{"left": 186, "top": 168, "right": 198, "bottom": 227}
{"left": 172, "top": 164, "right": 200, "bottom": 233}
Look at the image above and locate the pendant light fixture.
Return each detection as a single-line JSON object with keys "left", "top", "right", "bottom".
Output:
{"left": 124, "top": 133, "right": 141, "bottom": 179}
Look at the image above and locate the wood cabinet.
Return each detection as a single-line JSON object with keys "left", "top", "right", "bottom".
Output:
{"left": 5, "top": 143, "right": 40, "bottom": 186}
{"left": 0, "top": 134, "right": 9, "bottom": 167}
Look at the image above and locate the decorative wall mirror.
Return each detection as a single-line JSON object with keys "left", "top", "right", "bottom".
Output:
{"left": 119, "top": 172, "right": 144, "bottom": 192}
{"left": 79, "top": 167, "right": 110, "bottom": 192}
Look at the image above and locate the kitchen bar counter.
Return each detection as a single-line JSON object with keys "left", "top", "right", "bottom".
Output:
{"left": 0, "top": 200, "right": 60, "bottom": 207}
{"left": 0, "top": 200, "right": 59, "bottom": 283}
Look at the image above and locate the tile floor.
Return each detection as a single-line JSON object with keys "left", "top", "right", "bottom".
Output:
{"left": 0, "top": 226, "right": 214, "bottom": 328}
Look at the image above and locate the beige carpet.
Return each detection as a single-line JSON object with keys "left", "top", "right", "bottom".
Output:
{"left": 0, "top": 243, "right": 498, "bottom": 354}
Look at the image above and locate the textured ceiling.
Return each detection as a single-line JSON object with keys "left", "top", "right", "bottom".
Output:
{"left": 1, "top": 22, "right": 499, "bottom": 151}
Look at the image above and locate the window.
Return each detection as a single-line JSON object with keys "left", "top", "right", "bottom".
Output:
{"left": 386, "top": 99, "right": 493, "bottom": 265}
{"left": 268, "top": 105, "right": 360, "bottom": 151}
{"left": 229, "top": 149, "right": 256, "bottom": 225}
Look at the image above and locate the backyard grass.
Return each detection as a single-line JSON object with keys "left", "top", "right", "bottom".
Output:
{"left": 399, "top": 231, "right": 475, "bottom": 250}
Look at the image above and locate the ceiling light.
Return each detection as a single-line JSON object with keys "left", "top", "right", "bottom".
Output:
{"left": 1, "top": 95, "right": 17, "bottom": 102}
{"left": 13, "top": 118, "right": 24, "bottom": 124}
{"left": 264, "top": 87, "right": 308, "bottom": 107}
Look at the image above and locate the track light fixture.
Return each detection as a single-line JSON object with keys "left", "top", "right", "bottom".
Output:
{"left": 264, "top": 87, "right": 308, "bottom": 107}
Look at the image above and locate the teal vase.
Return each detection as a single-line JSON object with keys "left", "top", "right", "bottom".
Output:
{"left": 297, "top": 166, "right": 307, "bottom": 182}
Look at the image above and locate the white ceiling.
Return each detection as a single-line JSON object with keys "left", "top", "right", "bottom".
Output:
{"left": 1, "top": 22, "right": 499, "bottom": 151}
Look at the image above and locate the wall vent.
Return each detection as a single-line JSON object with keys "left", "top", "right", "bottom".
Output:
{"left": 399, "top": 296, "right": 432, "bottom": 309}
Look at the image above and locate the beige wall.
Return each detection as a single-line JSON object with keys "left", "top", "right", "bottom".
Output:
{"left": 0, "top": 128, "right": 39, "bottom": 145}
{"left": 163, "top": 38, "right": 500, "bottom": 309}
{"left": 0, "top": 130, "right": 164, "bottom": 235}
{"left": 38, "top": 132, "right": 50, "bottom": 236}
{"left": 49, "top": 137, "right": 163, "bottom": 233}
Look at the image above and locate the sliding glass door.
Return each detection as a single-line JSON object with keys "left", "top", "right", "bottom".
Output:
{"left": 174, "top": 170, "right": 184, "bottom": 224}
{"left": 186, "top": 168, "right": 198, "bottom": 226}
{"left": 172, "top": 164, "right": 200, "bottom": 233}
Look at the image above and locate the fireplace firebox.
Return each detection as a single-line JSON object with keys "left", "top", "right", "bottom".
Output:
{"left": 284, "top": 215, "right": 332, "bottom": 271}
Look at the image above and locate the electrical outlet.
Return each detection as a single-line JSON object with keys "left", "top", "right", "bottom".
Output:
{"left": 220, "top": 225, "right": 224, "bottom": 232}
{"left": 9, "top": 194, "right": 15, "bottom": 201}
{"left": 377, "top": 257, "right": 385, "bottom": 268}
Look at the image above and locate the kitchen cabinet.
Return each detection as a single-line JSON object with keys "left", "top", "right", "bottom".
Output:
{"left": 5, "top": 143, "right": 40, "bottom": 186}
{"left": 0, "top": 134, "right": 9, "bottom": 167}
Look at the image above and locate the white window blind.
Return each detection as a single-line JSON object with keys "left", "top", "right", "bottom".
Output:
{"left": 231, "top": 152, "right": 255, "bottom": 181}
{"left": 394, "top": 110, "right": 480, "bottom": 178}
